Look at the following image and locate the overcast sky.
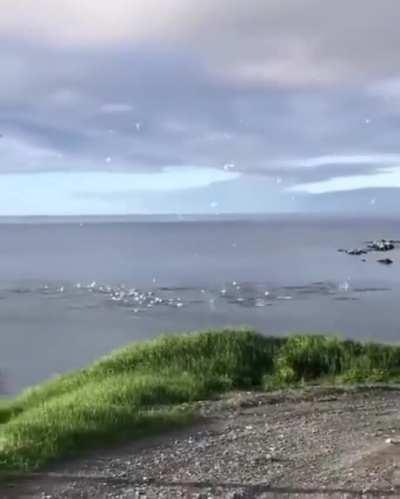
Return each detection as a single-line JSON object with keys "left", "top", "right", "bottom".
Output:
{"left": 1, "top": 0, "right": 400, "bottom": 215}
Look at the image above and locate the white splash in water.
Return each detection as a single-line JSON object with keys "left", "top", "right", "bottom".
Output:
{"left": 339, "top": 279, "right": 351, "bottom": 292}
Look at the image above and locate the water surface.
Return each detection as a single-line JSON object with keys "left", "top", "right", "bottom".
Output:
{"left": 1, "top": 215, "right": 400, "bottom": 394}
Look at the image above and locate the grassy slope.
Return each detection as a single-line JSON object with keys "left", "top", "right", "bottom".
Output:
{"left": 2, "top": 328, "right": 400, "bottom": 472}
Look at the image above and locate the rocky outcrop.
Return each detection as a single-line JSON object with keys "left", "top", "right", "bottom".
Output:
{"left": 377, "top": 258, "right": 393, "bottom": 265}
{"left": 339, "top": 238, "right": 398, "bottom": 264}
{"left": 346, "top": 248, "right": 368, "bottom": 256}
{"left": 367, "top": 240, "right": 395, "bottom": 251}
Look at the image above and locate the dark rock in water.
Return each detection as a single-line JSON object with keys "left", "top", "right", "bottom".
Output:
{"left": 347, "top": 248, "right": 368, "bottom": 255}
{"left": 377, "top": 258, "right": 393, "bottom": 265}
{"left": 367, "top": 239, "right": 395, "bottom": 251}
{"left": 361, "top": 258, "right": 367, "bottom": 262}
{"left": 339, "top": 237, "right": 399, "bottom": 258}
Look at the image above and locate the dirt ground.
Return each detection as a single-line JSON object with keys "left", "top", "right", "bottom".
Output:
{"left": 3, "top": 386, "right": 400, "bottom": 498}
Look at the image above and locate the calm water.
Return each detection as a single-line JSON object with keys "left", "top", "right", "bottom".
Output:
{"left": 1, "top": 215, "right": 400, "bottom": 394}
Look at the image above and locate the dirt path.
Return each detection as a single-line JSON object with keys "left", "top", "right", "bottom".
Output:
{"left": 3, "top": 386, "right": 400, "bottom": 498}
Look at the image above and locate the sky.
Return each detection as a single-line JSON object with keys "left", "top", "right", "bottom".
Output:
{"left": 1, "top": 1, "right": 400, "bottom": 215}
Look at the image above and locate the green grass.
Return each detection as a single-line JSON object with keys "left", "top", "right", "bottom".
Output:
{"left": 2, "top": 328, "right": 400, "bottom": 473}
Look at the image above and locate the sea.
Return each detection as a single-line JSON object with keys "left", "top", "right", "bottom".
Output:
{"left": 1, "top": 214, "right": 400, "bottom": 395}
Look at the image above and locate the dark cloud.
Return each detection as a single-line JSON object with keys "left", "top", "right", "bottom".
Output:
{"left": 0, "top": 41, "right": 394, "bottom": 176}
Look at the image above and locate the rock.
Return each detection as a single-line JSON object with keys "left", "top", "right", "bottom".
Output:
{"left": 377, "top": 258, "right": 393, "bottom": 265}
{"left": 385, "top": 437, "right": 400, "bottom": 444}
{"left": 340, "top": 238, "right": 399, "bottom": 258}
{"left": 347, "top": 248, "right": 368, "bottom": 255}
{"left": 368, "top": 239, "right": 395, "bottom": 251}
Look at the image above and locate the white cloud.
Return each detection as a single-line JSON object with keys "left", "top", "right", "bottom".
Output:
{"left": 290, "top": 167, "right": 400, "bottom": 194}
{"left": 0, "top": 0, "right": 190, "bottom": 45}
{"left": 275, "top": 153, "right": 400, "bottom": 168}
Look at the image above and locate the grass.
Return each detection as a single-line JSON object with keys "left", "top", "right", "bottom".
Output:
{"left": 2, "top": 328, "right": 400, "bottom": 473}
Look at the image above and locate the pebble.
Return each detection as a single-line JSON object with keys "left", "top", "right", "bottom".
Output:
{"left": 385, "top": 437, "right": 400, "bottom": 444}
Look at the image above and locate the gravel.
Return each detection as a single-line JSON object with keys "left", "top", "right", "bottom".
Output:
{"left": 4, "top": 386, "right": 400, "bottom": 498}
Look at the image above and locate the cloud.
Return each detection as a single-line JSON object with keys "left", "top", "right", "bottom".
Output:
{"left": 0, "top": 1, "right": 190, "bottom": 45}
{"left": 1, "top": 1, "right": 400, "bottom": 214}
{"left": 290, "top": 167, "right": 400, "bottom": 194}
{"left": 0, "top": 46, "right": 390, "bottom": 178}
{"left": 273, "top": 154, "right": 400, "bottom": 169}
{"left": 0, "top": 167, "right": 239, "bottom": 215}
{"left": 100, "top": 103, "right": 134, "bottom": 114}
{"left": 2, "top": 1, "right": 400, "bottom": 85}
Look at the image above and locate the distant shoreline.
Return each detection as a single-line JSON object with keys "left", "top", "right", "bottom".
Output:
{"left": 0, "top": 212, "right": 399, "bottom": 224}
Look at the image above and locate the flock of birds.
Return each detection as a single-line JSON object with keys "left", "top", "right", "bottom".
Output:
{"left": 73, "top": 281, "right": 184, "bottom": 312}
{"left": 9, "top": 277, "right": 386, "bottom": 316}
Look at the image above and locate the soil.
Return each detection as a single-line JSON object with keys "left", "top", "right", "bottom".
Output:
{"left": 3, "top": 386, "right": 400, "bottom": 498}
